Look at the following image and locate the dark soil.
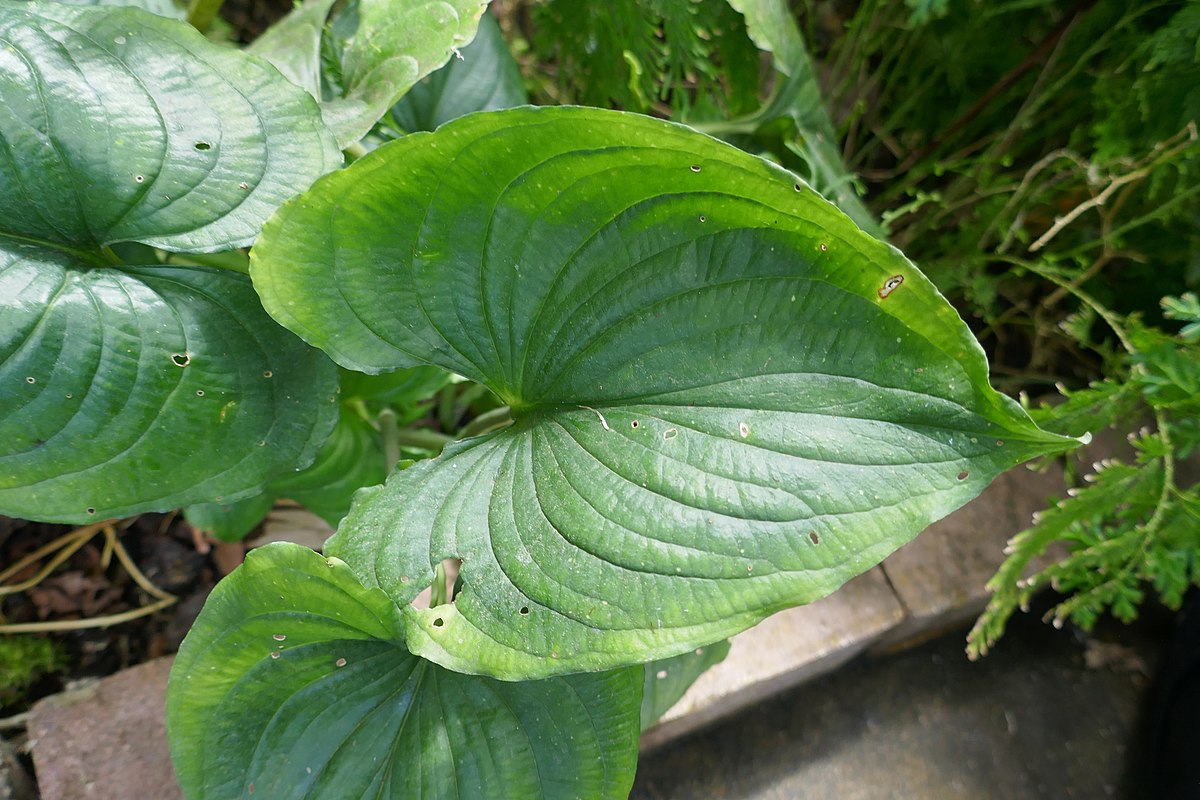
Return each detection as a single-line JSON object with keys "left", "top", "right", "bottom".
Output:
{"left": 0, "top": 514, "right": 230, "bottom": 719}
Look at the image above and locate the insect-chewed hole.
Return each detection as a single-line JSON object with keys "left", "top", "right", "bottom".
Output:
{"left": 171, "top": 353, "right": 190, "bottom": 367}
{"left": 432, "top": 618, "right": 444, "bottom": 628}
{"left": 519, "top": 606, "right": 530, "bottom": 616}
{"left": 808, "top": 531, "right": 820, "bottom": 545}
{"left": 86, "top": 507, "right": 96, "bottom": 516}
{"left": 195, "top": 390, "right": 205, "bottom": 397}
{"left": 690, "top": 164, "right": 701, "bottom": 173}
{"left": 630, "top": 420, "right": 640, "bottom": 429}
{"left": 957, "top": 471, "right": 970, "bottom": 481}
{"left": 194, "top": 141, "right": 212, "bottom": 151}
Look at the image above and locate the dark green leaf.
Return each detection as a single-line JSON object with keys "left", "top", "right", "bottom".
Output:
{"left": 641, "top": 640, "right": 731, "bottom": 730}
{"left": 0, "top": 1, "right": 340, "bottom": 253}
{"left": 0, "top": 244, "right": 337, "bottom": 522}
{"left": 252, "top": 106, "right": 1080, "bottom": 678}
{"left": 167, "top": 542, "right": 641, "bottom": 800}
{"left": 390, "top": 12, "right": 526, "bottom": 133}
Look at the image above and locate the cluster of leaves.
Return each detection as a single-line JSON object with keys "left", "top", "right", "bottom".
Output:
{"left": 969, "top": 294, "right": 1200, "bottom": 656}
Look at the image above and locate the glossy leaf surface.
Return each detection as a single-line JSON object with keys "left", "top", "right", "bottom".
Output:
{"left": 0, "top": 245, "right": 337, "bottom": 522}
{"left": 0, "top": 1, "right": 340, "bottom": 253}
{"left": 167, "top": 543, "right": 641, "bottom": 800}
{"left": 252, "top": 106, "right": 1080, "bottom": 678}
{"left": 390, "top": 12, "right": 526, "bottom": 133}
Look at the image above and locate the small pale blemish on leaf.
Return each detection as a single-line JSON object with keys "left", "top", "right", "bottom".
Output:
{"left": 580, "top": 405, "right": 611, "bottom": 431}
{"left": 630, "top": 420, "right": 640, "bottom": 429}
{"left": 738, "top": 421, "right": 750, "bottom": 438}
{"left": 957, "top": 471, "right": 970, "bottom": 481}
{"left": 25, "top": 376, "right": 34, "bottom": 384}
{"left": 86, "top": 507, "right": 96, "bottom": 515}
{"left": 134, "top": 175, "right": 144, "bottom": 183}
{"left": 269, "top": 651, "right": 280, "bottom": 660}
{"left": 114, "top": 35, "right": 126, "bottom": 44}
{"left": 273, "top": 633, "right": 286, "bottom": 641}
{"left": 65, "top": 393, "right": 73, "bottom": 399}
{"left": 551, "top": 651, "right": 559, "bottom": 659}
{"left": 996, "top": 440, "right": 1005, "bottom": 447}
{"left": 262, "top": 370, "right": 273, "bottom": 378}
{"left": 335, "top": 657, "right": 347, "bottom": 667}
{"left": 878, "top": 275, "right": 904, "bottom": 299}
{"left": 171, "top": 353, "right": 189, "bottom": 367}
{"left": 819, "top": 243, "right": 828, "bottom": 252}
{"left": 656, "top": 670, "right": 668, "bottom": 679}
{"left": 400, "top": 575, "right": 410, "bottom": 583}
{"left": 195, "top": 390, "right": 204, "bottom": 397}
{"left": 257, "top": 440, "right": 265, "bottom": 447}
{"left": 690, "top": 164, "right": 701, "bottom": 172}
{"left": 809, "top": 531, "right": 820, "bottom": 545}
{"left": 432, "top": 618, "right": 444, "bottom": 628}
{"left": 663, "top": 428, "right": 678, "bottom": 441}
{"left": 239, "top": 182, "right": 249, "bottom": 190}
{"left": 699, "top": 214, "right": 707, "bottom": 223}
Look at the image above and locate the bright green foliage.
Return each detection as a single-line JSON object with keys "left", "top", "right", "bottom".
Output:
{"left": 389, "top": 12, "right": 526, "bottom": 134}
{"left": 969, "top": 306, "right": 1200, "bottom": 657}
{"left": 167, "top": 543, "right": 642, "bottom": 800}
{"left": 0, "top": 636, "right": 61, "bottom": 708}
{"left": 251, "top": 106, "right": 1077, "bottom": 678}
{"left": 641, "top": 640, "right": 731, "bottom": 730}
{"left": 250, "top": 0, "right": 490, "bottom": 146}
{"left": 0, "top": 1, "right": 341, "bottom": 523}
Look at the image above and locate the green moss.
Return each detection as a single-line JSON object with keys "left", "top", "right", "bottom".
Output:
{"left": 0, "top": 636, "right": 62, "bottom": 707}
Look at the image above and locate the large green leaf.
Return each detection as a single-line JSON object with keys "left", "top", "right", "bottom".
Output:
{"left": 641, "top": 640, "right": 731, "bottom": 731}
{"left": 167, "top": 542, "right": 641, "bottom": 800}
{"left": 251, "top": 106, "right": 1080, "bottom": 678}
{"left": 389, "top": 12, "right": 526, "bottom": 133}
{"left": 0, "top": 244, "right": 337, "bottom": 522}
{"left": 0, "top": 1, "right": 341, "bottom": 253}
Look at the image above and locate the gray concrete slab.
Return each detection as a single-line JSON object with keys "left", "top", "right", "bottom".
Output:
{"left": 632, "top": 611, "right": 1164, "bottom": 800}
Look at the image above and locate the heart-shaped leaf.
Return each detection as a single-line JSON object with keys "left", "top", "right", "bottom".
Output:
{"left": 0, "top": 244, "right": 337, "bottom": 522}
{"left": 251, "top": 106, "right": 1081, "bottom": 678}
{"left": 167, "top": 542, "right": 641, "bottom": 800}
{"left": 0, "top": 1, "right": 341, "bottom": 253}
{"left": 389, "top": 12, "right": 526, "bottom": 133}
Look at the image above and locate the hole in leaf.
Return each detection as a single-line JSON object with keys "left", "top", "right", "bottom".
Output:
{"left": 86, "top": 507, "right": 96, "bottom": 516}
{"left": 738, "top": 421, "right": 750, "bottom": 438}
{"left": 699, "top": 214, "right": 707, "bottom": 223}
{"left": 957, "top": 471, "right": 970, "bottom": 481}
{"left": 432, "top": 618, "right": 444, "bottom": 628}
{"left": 335, "top": 657, "right": 347, "bottom": 667}
{"left": 794, "top": 183, "right": 802, "bottom": 191}
{"left": 134, "top": 175, "right": 145, "bottom": 183}
{"left": 878, "top": 275, "right": 904, "bottom": 300}
{"left": 819, "top": 243, "right": 828, "bottom": 252}
{"left": 195, "top": 390, "right": 205, "bottom": 397}
{"left": 194, "top": 141, "right": 212, "bottom": 151}
{"left": 171, "top": 353, "right": 189, "bottom": 367}
{"left": 519, "top": 606, "right": 530, "bottom": 615}
{"left": 809, "top": 531, "right": 820, "bottom": 545}
{"left": 630, "top": 420, "right": 640, "bottom": 429}
{"left": 25, "top": 376, "right": 35, "bottom": 384}
{"left": 690, "top": 164, "right": 701, "bottom": 172}
{"left": 262, "top": 370, "right": 273, "bottom": 378}
{"left": 269, "top": 651, "right": 280, "bottom": 660}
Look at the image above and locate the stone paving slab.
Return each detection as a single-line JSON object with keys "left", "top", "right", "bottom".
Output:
{"left": 28, "top": 657, "right": 181, "bottom": 800}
